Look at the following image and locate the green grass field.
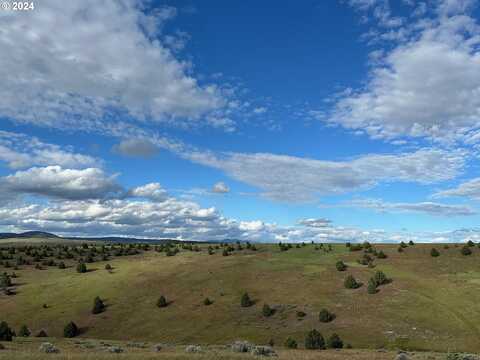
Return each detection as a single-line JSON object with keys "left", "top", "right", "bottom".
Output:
{"left": 2, "top": 240, "right": 480, "bottom": 358}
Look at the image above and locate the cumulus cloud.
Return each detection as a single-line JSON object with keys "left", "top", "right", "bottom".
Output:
{"left": 112, "top": 138, "right": 159, "bottom": 158}
{"left": 346, "top": 198, "right": 476, "bottom": 216}
{"left": 0, "top": 131, "right": 98, "bottom": 169}
{"left": 211, "top": 182, "right": 230, "bottom": 194}
{"left": 185, "top": 148, "right": 466, "bottom": 202}
{"left": 433, "top": 177, "right": 480, "bottom": 200}
{"left": 129, "top": 182, "right": 168, "bottom": 202}
{"left": 0, "top": 0, "right": 226, "bottom": 131}
{"left": 333, "top": 0, "right": 480, "bottom": 144}
{"left": 0, "top": 166, "right": 123, "bottom": 201}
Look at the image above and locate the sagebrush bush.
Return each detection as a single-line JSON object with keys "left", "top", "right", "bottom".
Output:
{"left": 461, "top": 246, "right": 472, "bottom": 256}
{"left": 262, "top": 303, "right": 274, "bottom": 317}
{"left": 367, "top": 278, "right": 377, "bottom": 294}
{"left": 430, "top": 248, "right": 440, "bottom": 257}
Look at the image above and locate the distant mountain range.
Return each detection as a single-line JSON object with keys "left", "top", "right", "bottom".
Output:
{"left": 0, "top": 231, "right": 240, "bottom": 244}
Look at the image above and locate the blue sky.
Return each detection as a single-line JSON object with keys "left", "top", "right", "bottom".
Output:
{"left": 1, "top": 0, "right": 480, "bottom": 243}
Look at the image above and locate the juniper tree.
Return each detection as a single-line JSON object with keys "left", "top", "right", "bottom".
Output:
{"left": 305, "top": 329, "right": 325, "bottom": 350}
{"left": 318, "top": 309, "right": 334, "bottom": 323}
{"left": 374, "top": 270, "right": 388, "bottom": 286}
{"left": 430, "top": 248, "right": 440, "bottom": 257}
{"left": 262, "top": 303, "right": 274, "bottom": 317}
{"left": 461, "top": 246, "right": 472, "bottom": 256}
{"left": 335, "top": 261, "right": 347, "bottom": 271}
{"left": 240, "top": 292, "right": 253, "bottom": 307}
{"left": 0, "top": 321, "right": 14, "bottom": 341}
{"left": 92, "top": 296, "right": 105, "bottom": 314}
{"left": 76, "top": 262, "right": 87, "bottom": 273}
{"left": 377, "top": 250, "right": 387, "bottom": 259}
{"left": 63, "top": 321, "right": 79, "bottom": 338}
{"left": 367, "top": 278, "right": 377, "bottom": 294}
{"left": 157, "top": 295, "right": 168, "bottom": 308}
{"left": 344, "top": 275, "right": 360, "bottom": 289}
{"left": 203, "top": 297, "right": 213, "bottom": 306}
{"left": 18, "top": 325, "right": 31, "bottom": 337}
{"left": 284, "top": 337, "right": 298, "bottom": 349}
{"left": 327, "top": 333, "right": 343, "bottom": 349}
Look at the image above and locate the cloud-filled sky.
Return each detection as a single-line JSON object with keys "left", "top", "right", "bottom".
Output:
{"left": 2, "top": 0, "right": 480, "bottom": 243}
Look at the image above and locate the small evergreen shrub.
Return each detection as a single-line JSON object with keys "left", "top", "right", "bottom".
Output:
{"left": 335, "top": 261, "right": 347, "bottom": 271}
{"left": 305, "top": 329, "right": 325, "bottom": 350}
{"left": 92, "top": 296, "right": 106, "bottom": 314}
{"left": 240, "top": 292, "right": 253, "bottom": 307}
{"left": 0, "top": 321, "right": 14, "bottom": 341}
{"left": 318, "top": 309, "right": 335, "bottom": 323}
{"left": 327, "top": 333, "right": 343, "bottom": 349}
{"left": 63, "top": 321, "right": 79, "bottom": 338}
{"left": 203, "top": 297, "right": 213, "bottom": 306}
{"left": 374, "top": 270, "right": 389, "bottom": 286}
{"left": 284, "top": 337, "right": 298, "bottom": 349}
{"left": 35, "top": 330, "right": 48, "bottom": 337}
{"left": 461, "top": 246, "right": 472, "bottom": 256}
{"left": 367, "top": 278, "right": 377, "bottom": 294}
{"left": 18, "top": 325, "right": 31, "bottom": 337}
{"left": 262, "top": 303, "right": 274, "bottom": 317}
{"left": 430, "top": 248, "right": 440, "bottom": 257}
{"left": 344, "top": 275, "right": 360, "bottom": 289}
{"left": 157, "top": 295, "right": 168, "bottom": 308}
{"left": 377, "top": 250, "right": 387, "bottom": 259}
{"left": 76, "top": 262, "right": 87, "bottom": 273}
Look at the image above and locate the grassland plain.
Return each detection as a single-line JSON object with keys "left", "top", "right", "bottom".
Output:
{"left": 2, "top": 240, "right": 480, "bottom": 356}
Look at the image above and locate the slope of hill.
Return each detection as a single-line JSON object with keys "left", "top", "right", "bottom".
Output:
{"left": 1, "top": 241, "right": 480, "bottom": 355}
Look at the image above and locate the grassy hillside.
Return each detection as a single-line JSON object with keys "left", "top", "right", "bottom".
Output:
{"left": 2, "top": 241, "right": 480, "bottom": 354}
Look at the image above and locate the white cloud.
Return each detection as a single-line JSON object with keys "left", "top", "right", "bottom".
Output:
{"left": 346, "top": 198, "right": 476, "bottom": 216}
{"left": 0, "top": 166, "right": 122, "bottom": 200}
{"left": 333, "top": 1, "right": 480, "bottom": 144}
{"left": 129, "top": 182, "right": 168, "bottom": 202}
{"left": 212, "top": 181, "right": 230, "bottom": 194}
{"left": 298, "top": 218, "right": 332, "bottom": 227}
{"left": 0, "top": 0, "right": 226, "bottom": 130}
{"left": 185, "top": 148, "right": 466, "bottom": 202}
{"left": 0, "top": 131, "right": 98, "bottom": 169}
{"left": 433, "top": 177, "right": 480, "bottom": 200}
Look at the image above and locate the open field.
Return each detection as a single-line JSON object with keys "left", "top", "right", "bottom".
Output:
{"left": 2, "top": 240, "right": 480, "bottom": 357}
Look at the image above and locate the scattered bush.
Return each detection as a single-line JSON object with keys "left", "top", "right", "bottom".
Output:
{"left": 107, "top": 346, "right": 124, "bottom": 353}
{"left": 461, "top": 246, "right": 472, "bottom": 256}
{"left": 18, "top": 325, "right": 30, "bottom": 337}
{"left": 105, "top": 264, "right": 112, "bottom": 270}
{"left": 36, "top": 330, "right": 48, "bottom": 337}
{"left": 240, "top": 292, "right": 253, "bottom": 307}
{"left": 262, "top": 303, "right": 274, "bottom": 317}
{"left": 398, "top": 247, "right": 403, "bottom": 253}
{"left": 367, "top": 278, "right": 378, "bottom": 294}
{"left": 157, "top": 295, "right": 168, "bottom": 308}
{"left": 76, "top": 262, "right": 87, "bottom": 273}
{"left": 467, "top": 240, "right": 475, "bottom": 247}
{"left": 284, "top": 337, "right": 298, "bottom": 349}
{"left": 377, "top": 250, "right": 387, "bottom": 259}
{"left": 63, "top": 321, "right": 79, "bottom": 338}
{"left": 335, "top": 261, "right": 347, "bottom": 271}
{"left": 318, "top": 309, "right": 335, "bottom": 323}
{"left": 0, "top": 321, "right": 14, "bottom": 341}
{"left": 296, "top": 311, "right": 306, "bottom": 318}
{"left": 58, "top": 262, "right": 66, "bottom": 269}
{"left": 327, "top": 333, "right": 343, "bottom": 349}
{"left": 203, "top": 297, "right": 213, "bottom": 306}
{"left": 344, "top": 275, "right": 360, "bottom": 289}
{"left": 92, "top": 296, "right": 106, "bottom": 314}
{"left": 430, "top": 248, "right": 440, "bottom": 257}
{"left": 408, "top": 240, "right": 415, "bottom": 246}
{"left": 374, "top": 270, "right": 389, "bottom": 286}
{"left": 305, "top": 329, "right": 325, "bottom": 350}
